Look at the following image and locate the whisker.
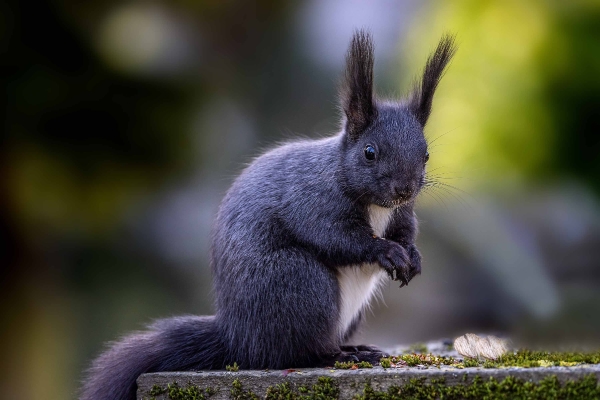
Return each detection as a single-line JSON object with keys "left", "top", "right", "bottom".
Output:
{"left": 432, "top": 181, "right": 473, "bottom": 198}
{"left": 421, "top": 186, "right": 449, "bottom": 210}
{"left": 419, "top": 189, "right": 445, "bottom": 209}
{"left": 424, "top": 181, "right": 473, "bottom": 210}
{"left": 426, "top": 127, "right": 460, "bottom": 146}
{"left": 431, "top": 185, "right": 471, "bottom": 209}
{"left": 426, "top": 166, "right": 444, "bottom": 174}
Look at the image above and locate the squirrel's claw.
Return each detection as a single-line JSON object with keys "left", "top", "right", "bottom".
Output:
{"left": 398, "top": 274, "right": 409, "bottom": 288}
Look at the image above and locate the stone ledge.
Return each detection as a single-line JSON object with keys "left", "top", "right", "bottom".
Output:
{"left": 137, "top": 364, "right": 600, "bottom": 399}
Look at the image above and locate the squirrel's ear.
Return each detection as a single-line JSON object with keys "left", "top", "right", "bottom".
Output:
{"left": 340, "top": 30, "right": 375, "bottom": 140}
{"left": 408, "top": 34, "right": 456, "bottom": 127}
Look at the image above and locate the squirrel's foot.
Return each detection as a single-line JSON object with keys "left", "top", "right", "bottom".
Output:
{"left": 350, "top": 350, "right": 389, "bottom": 364}
{"left": 340, "top": 344, "right": 389, "bottom": 356}
{"left": 324, "top": 347, "right": 389, "bottom": 366}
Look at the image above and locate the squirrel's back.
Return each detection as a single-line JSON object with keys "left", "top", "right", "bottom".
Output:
{"left": 211, "top": 135, "right": 346, "bottom": 369}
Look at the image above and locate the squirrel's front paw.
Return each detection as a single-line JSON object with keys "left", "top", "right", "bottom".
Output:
{"left": 375, "top": 241, "right": 410, "bottom": 285}
{"left": 402, "top": 245, "right": 422, "bottom": 288}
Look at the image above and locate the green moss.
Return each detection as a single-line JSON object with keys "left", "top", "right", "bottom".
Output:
{"left": 333, "top": 361, "right": 353, "bottom": 369}
{"left": 334, "top": 361, "right": 373, "bottom": 369}
{"left": 298, "top": 386, "right": 309, "bottom": 394}
{"left": 231, "top": 379, "right": 259, "bottom": 400}
{"left": 462, "top": 358, "right": 479, "bottom": 368}
{"left": 264, "top": 379, "right": 339, "bottom": 400}
{"left": 233, "top": 376, "right": 338, "bottom": 400}
{"left": 445, "top": 349, "right": 600, "bottom": 369}
{"left": 377, "top": 354, "right": 459, "bottom": 368}
{"left": 479, "top": 349, "right": 600, "bottom": 369}
{"left": 265, "top": 382, "right": 295, "bottom": 399}
{"left": 148, "top": 382, "right": 215, "bottom": 400}
{"left": 353, "top": 375, "right": 600, "bottom": 400}
{"left": 150, "top": 384, "right": 166, "bottom": 396}
{"left": 226, "top": 362, "right": 240, "bottom": 372}
{"left": 306, "top": 377, "right": 339, "bottom": 399}
{"left": 395, "top": 353, "right": 457, "bottom": 367}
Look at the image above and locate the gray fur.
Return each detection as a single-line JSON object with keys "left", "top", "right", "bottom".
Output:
{"left": 80, "top": 30, "right": 455, "bottom": 400}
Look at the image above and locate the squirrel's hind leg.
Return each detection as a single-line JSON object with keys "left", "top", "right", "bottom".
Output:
{"left": 339, "top": 311, "right": 389, "bottom": 363}
{"left": 220, "top": 248, "right": 342, "bottom": 369}
{"left": 318, "top": 348, "right": 389, "bottom": 366}
{"left": 341, "top": 344, "right": 388, "bottom": 354}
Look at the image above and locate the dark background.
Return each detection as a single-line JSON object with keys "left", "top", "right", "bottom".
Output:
{"left": 2, "top": 1, "right": 600, "bottom": 398}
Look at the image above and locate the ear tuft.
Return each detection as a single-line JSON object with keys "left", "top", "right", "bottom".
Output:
{"left": 409, "top": 34, "right": 457, "bottom": 127}
{"left": 340, "top": 29, "right": 376, "bottom": 140}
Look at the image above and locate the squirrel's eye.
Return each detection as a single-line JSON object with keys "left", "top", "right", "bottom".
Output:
{"left": 364, "top": 145, "right": 376, "bottom": 161}
{"left": 424, "top": 151, "right": 430, "bottom": 163}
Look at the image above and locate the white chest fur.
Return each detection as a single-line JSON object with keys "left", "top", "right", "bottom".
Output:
{"left": 336, "top": 204, "right": 395, "bottom": 340}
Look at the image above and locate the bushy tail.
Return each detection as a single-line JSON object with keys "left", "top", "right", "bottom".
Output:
{"left": 80, "top": 315, "right": 224, "bottom": 400}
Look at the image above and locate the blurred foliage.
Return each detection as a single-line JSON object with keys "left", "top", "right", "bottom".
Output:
{"left": 404, "top": 0, "right": 600, "bottom": 193}
{"left": 4, "top": 1, "right": 194, "bottom": 235}
{"left": 2, "top": 1, "right": 291, "bottom": 398}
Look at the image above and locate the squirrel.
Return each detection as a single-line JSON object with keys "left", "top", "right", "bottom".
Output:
{"left": 80, "top": 30, "right": 455, "bottom": 400}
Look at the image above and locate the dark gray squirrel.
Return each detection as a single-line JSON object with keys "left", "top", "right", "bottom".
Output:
{"left": 80, "top": 30, "right": 456, "bottom": 400}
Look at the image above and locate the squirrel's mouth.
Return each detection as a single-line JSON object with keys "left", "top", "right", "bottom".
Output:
{"left": 376, "top": 198, "right": 411, "bottom": 208}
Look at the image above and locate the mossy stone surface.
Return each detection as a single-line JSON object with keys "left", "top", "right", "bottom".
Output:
{"left": 137, "top": 364, "right": 600, "bottom": 399}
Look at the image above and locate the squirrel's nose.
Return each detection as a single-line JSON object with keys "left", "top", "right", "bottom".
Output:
{"left": 393, "top": 184, "right": 413, "bottom": 200}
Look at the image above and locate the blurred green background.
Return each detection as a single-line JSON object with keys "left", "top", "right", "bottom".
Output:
{"left": 2, "top": 0, "right": 600, "bottom": 398}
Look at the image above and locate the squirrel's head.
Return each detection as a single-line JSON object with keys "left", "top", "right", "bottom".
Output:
{"left": 339, "top": 30, "right": 456, "bottom": 208}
